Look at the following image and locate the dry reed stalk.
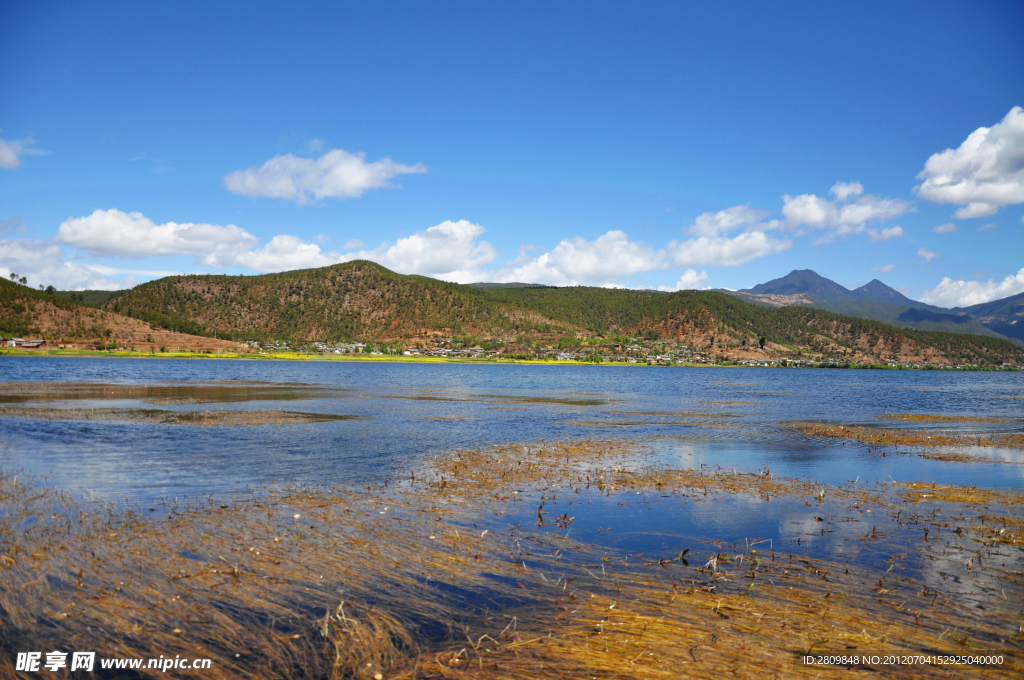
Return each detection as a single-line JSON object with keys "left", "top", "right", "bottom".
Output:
{"left": 1, "top": 440, "right": 1021, "bottom": 679}
{"left": 792, "top": 423, "right": 1024, "bottom": 453}
{"left": 880, "top": 414, "right": 1017, "bottom": 424}
{"left": 0, "top": 407, "right": 357, "bottom": 426}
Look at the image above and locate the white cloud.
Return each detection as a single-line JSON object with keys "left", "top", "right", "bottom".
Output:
{"left": 359, "top": 220, "right": 498, "bottom": 283}
{"left": 979, "top": 222, "right": 997, "bottom": 231}
{"left": 497, "top": 230, "right": 665, "bottom": 286}
{"left": 223, "top": 148, "right": 425, "bottom": 204}
{"left": 308, "top": 139, "right": 325, "bottom": 152}
{"left": 917, "top": 247, "right": 939, "bottom": 262}
{"left": 0, "top": 137, "right": 34, "bottom": 169}
{"left": 916, "top": 106, "right": 1024, "bottom": 218}
{"left": 953, "top": 202, "right": 999, "bottom": 219}
{"left": 227, "top": 234, "right": 338, "bottom": 272}
{"left": 919, "top": 267, "right": 1024, "bottom": 307}
{"left": 867, "top": 225, "right": 904, "bottom": 241}
{"left": 668, "top": 231, "right": 791, "bottom": 267}
{"left": 83, "top": 264, "right": 178, "bottom": 278}
{"left": 57, "top": 209, "right": 259, "bottom": 264}
{"left": 933, "top": 222, "right": 957, "bottom": 234}
{"left": 658, "top": 205, "right": 791, "bottom": 267}
{"left": 781, "top": 183, "right": 909, "bottom": 241}
{"left": 225, "top": 220, "right": 499, "bottom": 283}
{"left": 829, "top": 181, "right": 864, "bottom": 201}
{"left": 657, "top": 269, "right": 709, "bottom": 291}
{"left": 872, "top": 264, "right": 897, "bottom": 273}
{"left": 0, "top": 239, "right": 135, "bottom": 290}
{"left": 687, "top": 205, "right": 767, "bottom": 237}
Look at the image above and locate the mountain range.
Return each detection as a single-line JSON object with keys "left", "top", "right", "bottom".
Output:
{"left": 722, "top": 269, "right": 1023, "bottom": 344}
{"left": 12, "top": 261, "right": 1009, "bottom": 366}
{"left": 6, "top": 261, "right": 1018, "bottom": 365}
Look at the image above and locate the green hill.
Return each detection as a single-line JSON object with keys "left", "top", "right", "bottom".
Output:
{"left": 102, "top": 261, "right": 583, "bottom": 343}
{"left": 53, "top": 289, "right": 117, "bottom": 307}
{"left": 98, "top": 261, "right": 1024, "bottom": 366}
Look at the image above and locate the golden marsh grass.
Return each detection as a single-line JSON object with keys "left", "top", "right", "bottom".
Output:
{"left": 1, "top": 439, "right": 1021, "bottom": 678}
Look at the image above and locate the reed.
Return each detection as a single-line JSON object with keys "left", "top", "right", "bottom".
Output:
{"left": 1, "top": 439, "right": 1020, "bottom": 679}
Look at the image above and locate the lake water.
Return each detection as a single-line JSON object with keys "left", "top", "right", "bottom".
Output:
{"left": 2, "top": 356, "right": 1022, "bottom": 609}
{"left": 2, "top": 356, "right": 1021, "bottom": 502}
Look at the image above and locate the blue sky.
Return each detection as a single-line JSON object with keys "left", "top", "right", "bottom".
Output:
{"left": 2, "top": 1, "right": 1023, "bottom": 306}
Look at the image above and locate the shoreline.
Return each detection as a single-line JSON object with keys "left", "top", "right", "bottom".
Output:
{"left": 0, "top": 347, "right": 1018, "bottom": 371}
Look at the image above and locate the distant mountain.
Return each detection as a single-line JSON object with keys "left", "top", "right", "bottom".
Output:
{"left": 733, "top": 270, "right": 1013, "bottom": 342}
{"left": 955, "top": 291, "right": 1024, "bottom": 342}
{"left": 850, "top": 279, "right": 917, "bottom": 304}
{"left": 746, "top": 269, "right": 855, "bottom": 300}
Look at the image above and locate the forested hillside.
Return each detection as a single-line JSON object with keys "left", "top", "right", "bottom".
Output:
{"left": 103, "top": 261, "right": 582, "bottom": 342}
{"left": 96, "top": 261, "right": 1024, "bottom": 366}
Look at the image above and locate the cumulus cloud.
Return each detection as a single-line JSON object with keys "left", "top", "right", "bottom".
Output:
{"left": 781, "top": 182, "right": 909, "bottom": 241}
{"left": 225, "top": 220, "right": 499, "bottom": 283}
{"left": 497, "top": 230, "right": 665, "bottom": 287}
{"left": 934, "top": 222, "right": 957, "bottom": 234}
{"left": 57, "top": 209, "right": 259, "bottom": 264}
{"left": 952, "top": 202, "right": 999, "bottom": 219}
{"left": 224, "top": 148, "right": 425, "bottom": 204}
{"left": 0, "top": 137, "right": 35, "bottom": 169}
{"left": 917, "top": 247, "right": 939, "bottom": 262}
{"left": 227, "top": 235, "right": 340, "bottom": 273}
{"left": 829, "top": 181, "right": 864, "bottom": 201}
{"left": 867, "top": 225, "right": 904, "bottom": 241}
{"left": 657, "top": 269, "right": 709, "bottom": 291}
{"left": 664, "top": 205, "right": 790, "bottom": 267}
{"left": 359, "top": 220, "right": 498, "bottom": 282}
{"left": 669, "top": 231, "right": 791, "bottom": 267}
{"left": 916, "top": 106, "right": 1024, "bottom": 219}
{"left": 495, "top": 209, "right": 789, "bottom": 287}
{"left": 919, "top": 267, "right": 1024, "bottom": 307}
{"left": 872, "top": 264, "right": 897, "bottom": 273}
{"left": 0, "top": 239, "right": 134, "bottom": 290}
{"left": 686, "top": 205, "right": 767, "bottom": 237}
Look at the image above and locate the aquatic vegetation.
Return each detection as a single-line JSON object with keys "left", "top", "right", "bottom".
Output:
{"left": 793, "top": 423, "right": 1024, "bottom": 453}
{"left": 0, "top": 381, "right": 343, "bottom": 404}
{"left": 562, "top": 420, "right": 733, "bottom": 428}
{"left": 1, "top": 440, "right": 1020, "bottom": 679}
{"left": 0, "top": 408, "right": 358, "bottom": 426}
{"left": 880, "top": 413, "right": 1017, "bottom": 424}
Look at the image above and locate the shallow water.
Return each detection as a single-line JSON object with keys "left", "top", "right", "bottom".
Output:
{"left": 2, "top": 356, "right": 1022, "bottom": 667}
{"left": 1, "top": 357, "right": 1022, "bottom": 502}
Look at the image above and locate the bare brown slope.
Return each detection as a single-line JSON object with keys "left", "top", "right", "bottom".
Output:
{"left": 1, "top": 280, "right": 246, "bottom": 352}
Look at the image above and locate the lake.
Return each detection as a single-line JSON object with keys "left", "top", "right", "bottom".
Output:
{"left": 2, "top": 356, "right": 1022, "bottom": 676}
{"left": 2, "top": 357, "right": 1022, "bottom": 504}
